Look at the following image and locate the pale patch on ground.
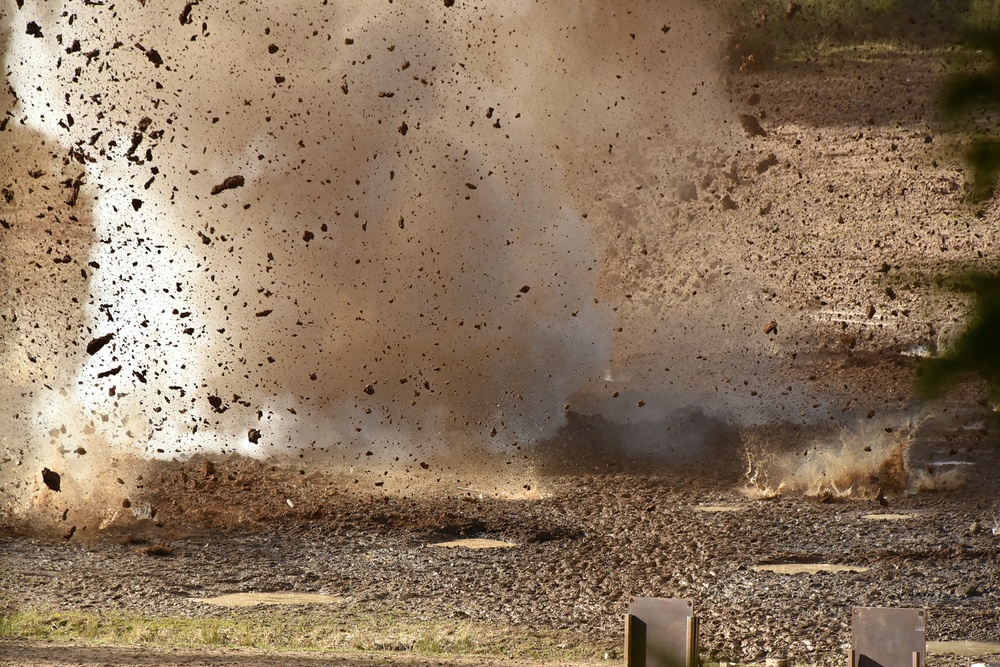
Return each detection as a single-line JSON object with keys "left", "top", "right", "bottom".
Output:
{"left": 927, "top": 641, "right": 1000, "bottom": 657}
{"left": 196, "top": 593, "right": 345, "bottom": 607}
{"left": 429, "top": 539, "right": 516, "bottom": 549}
{"left": 749, "top": 564, "right": 870, "bottom": 574}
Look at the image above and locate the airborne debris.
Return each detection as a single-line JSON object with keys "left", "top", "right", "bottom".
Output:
{"left": 144, "top": 49, "right": 163, "bottom": 67}
{"left": 179, "top": 1, "right": 198, "bottom": 25}
{"left": 86, "top": 332, "right": 114, "bottom": 355}
{"left": 42, "top": 468, "right": 61, "bottom": 492}
{"left": 210, "top": 175, "right": 245, "bottom": 195}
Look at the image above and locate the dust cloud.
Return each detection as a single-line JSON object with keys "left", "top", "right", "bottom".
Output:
{"left": 2, "top": 0, "right": 744, "bottom": 517}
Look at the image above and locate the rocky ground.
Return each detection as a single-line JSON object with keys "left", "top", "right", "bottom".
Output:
{"left": 2, "top": 411, "right": 1000, "bottom": 667}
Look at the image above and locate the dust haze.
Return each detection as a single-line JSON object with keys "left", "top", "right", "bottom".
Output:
{"left": 0, "top": 0, "right": 794, "bottom": 518}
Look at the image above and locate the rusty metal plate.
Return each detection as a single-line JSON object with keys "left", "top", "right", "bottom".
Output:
{"left": 852, "top": 607, "right": 926, "bottom": 667}
{"left": 627, "top": 597, "right": 695, "bottom": 667}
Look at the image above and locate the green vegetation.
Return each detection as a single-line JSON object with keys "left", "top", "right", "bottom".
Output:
{"left": 940, "top": 30, "right": 1000, "bottom": 202}
{"left": 919, "top": 272, "right": 1000, "bottom": 402}
{"left": 0, "top": 608, "right": 605, "bottom": 660}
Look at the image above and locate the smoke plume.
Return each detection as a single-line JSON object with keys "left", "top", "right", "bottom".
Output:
{"left": 1, "top": 0, "right": 741, "bottom": 516}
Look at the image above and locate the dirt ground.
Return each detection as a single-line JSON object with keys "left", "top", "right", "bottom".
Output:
{"left": 4, "top": 21, "right": 1000, "bottom": 667}
{"left": 2, "top": 413, "right": 1000, "bottom": 667}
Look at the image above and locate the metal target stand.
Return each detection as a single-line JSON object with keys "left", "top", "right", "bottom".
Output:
{"left": 625, "top": 597, "right": 699, "bottom": 667}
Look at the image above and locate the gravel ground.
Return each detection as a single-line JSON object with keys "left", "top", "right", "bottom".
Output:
{"left": 2, "top": 415, "right": 999, "bottom": 667}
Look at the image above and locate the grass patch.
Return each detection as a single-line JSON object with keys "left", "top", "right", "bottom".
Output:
{"left": 0, "top": 608, "right": 606, "bottom": 660}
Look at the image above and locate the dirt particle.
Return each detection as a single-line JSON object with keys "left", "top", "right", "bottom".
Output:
{"left": 86, "top": 332, "right": 114, "bottom": 355}
{"left": 179, "top": 1, "right": 198, "bottom": 24}
{"left": 42, "top": 468, "right": 61, "bottom": 492}
{"left": 210, "top": 175, "right": 245, "bottom": 195}
{"left": 26, "top": 21, "right": 43, "bottom": 38}
{"left": 764, "top": 321, "right": 778, "bottom": 335}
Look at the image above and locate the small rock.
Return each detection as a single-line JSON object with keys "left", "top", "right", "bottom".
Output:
{"left": 86, "top": 332, "right": 114, "bottom": 355}
{"left": 42, "top": 468, "right": 61, "bottom": 492}
{"left": 210, "top": 175, "right": 245, "bottom": 195}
